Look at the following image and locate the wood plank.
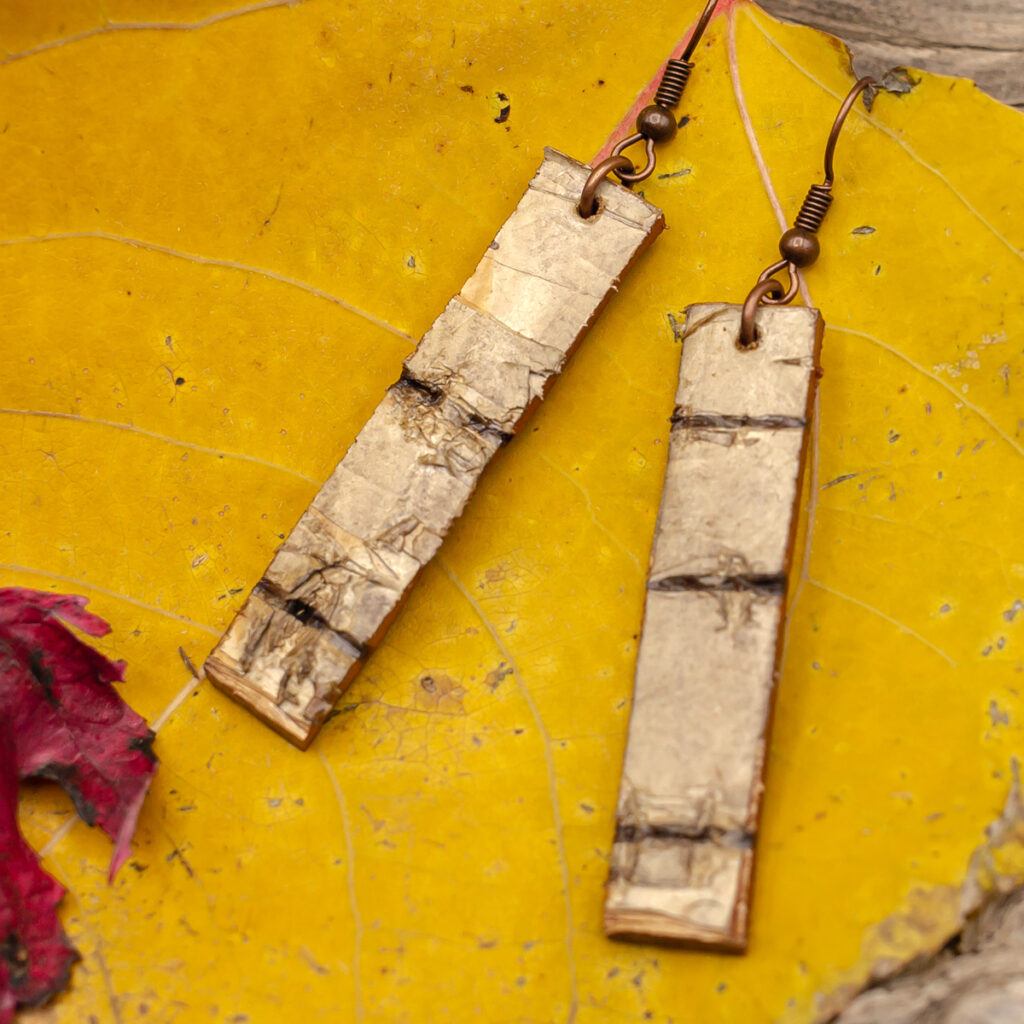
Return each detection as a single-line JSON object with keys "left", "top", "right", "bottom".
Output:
{"left": 205, "top": 148, "right": 664, "bottom": 748}
{"left": 605, "top": 303, "right": 823, "bottom": 950}
{"left": 761, "top": 0, "right": 1024, "bottom": 109}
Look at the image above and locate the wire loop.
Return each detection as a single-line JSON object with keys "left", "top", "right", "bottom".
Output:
{"left": 578, "top": 155, "right": 635, "bottom": 219}
{"left": 739, "top": 279, "right": 786, "bottom": 350}
{"left": 611, "top": 134, "right": 657, "bottom": 184}
{"left": 756, "top": 260, "right": 801, "bottom": 305}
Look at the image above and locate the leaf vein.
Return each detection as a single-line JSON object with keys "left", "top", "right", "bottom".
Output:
{"left": 0, "top": 407, "right": 320, "bottom": 484}
{"left": 1, "top": 0, "right": 310, "bottom": 67}
{"left": 0, "top": 232, "right": 414, "bottom": 343}
{"left": 440, "top": 557, "right": 579, "bottom": 1024}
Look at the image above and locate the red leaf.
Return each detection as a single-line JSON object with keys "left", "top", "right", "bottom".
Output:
{"left": 0, "top": 730, "right": 77, "bottom": 1018}
{"left": 0, "top": 587, "right": 157, "bottom": 1020}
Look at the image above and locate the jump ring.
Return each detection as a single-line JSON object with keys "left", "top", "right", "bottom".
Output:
{"left": 578, "top": 155, "right": 634, "bottom": 218}
{"left": 739, "top": 279, "right": 786, "bottom": 350}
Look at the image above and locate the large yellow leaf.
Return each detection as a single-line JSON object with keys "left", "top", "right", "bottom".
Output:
{"left": 3, "top": 0, "right": 1023, "bottom": 1020}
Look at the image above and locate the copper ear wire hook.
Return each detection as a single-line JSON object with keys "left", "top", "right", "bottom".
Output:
{"left": 823, "top": 76, "right": 875, "bottom": 185}
{"left": 738, "top": 75, "right": 877, "bottom": 350}
{"left": 680, "top": 0, "right": 720, "bottom": 61}
{"left": 611, "top": 0, "right": 721, "bottom": 184}
{"left": 577, "top": 0, "right": 721, "bottom": 214}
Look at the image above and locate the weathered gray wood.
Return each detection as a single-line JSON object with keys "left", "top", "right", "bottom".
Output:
{"left": 818, "top": 767, "right": 1024, "bottom": 1023}
{"left": 833, "top": 891, "right": 1024, "bottom": 1024}
{"left": 205, "top": 148, "right": 664, "bottom": 748}
{"left": 761, "top": 0, "right": 1024, "bottom": 110}
{"left": 605, "top": 303, "right": 823, "bottom": 950}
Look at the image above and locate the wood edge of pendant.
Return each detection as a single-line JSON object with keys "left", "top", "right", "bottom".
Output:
{"left": 543, "top": 212, "right": 665, "bottom": 397}
{"left": 204, "top": 655, "right": 321, "bottom": 750}
{"left": 604, "top": 907, "right": 748, "bottom": 954}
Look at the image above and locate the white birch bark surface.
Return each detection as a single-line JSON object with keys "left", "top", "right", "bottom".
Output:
{"left": 605, "top": 303, "right": 823, "bottom": 950}
{"left": 204, "top": 149, "right": 664, "bottom": 748}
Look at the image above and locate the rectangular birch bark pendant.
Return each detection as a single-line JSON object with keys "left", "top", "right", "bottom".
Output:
{"left": 205, "top": 148, "right": 664, "bottom": 748}
{"left": 605, "top": 302, "right": 823, "bottom": 951}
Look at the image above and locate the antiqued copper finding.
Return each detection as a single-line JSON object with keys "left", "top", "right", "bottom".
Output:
{"left": 739, "top": 279, "right": 785, "bottom": 350}
{"left": 823, "top": 76, "right": 876, "bottom": 184}
{"left": 612, "top": 133, "right": 658, "bottom": 184}
{"left": 578, "top": 155, "right": 634, "bottom": 218}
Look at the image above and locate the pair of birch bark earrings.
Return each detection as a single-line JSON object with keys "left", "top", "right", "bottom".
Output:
{"left": 203, "top": 0, "right": 872, "bottom": 950}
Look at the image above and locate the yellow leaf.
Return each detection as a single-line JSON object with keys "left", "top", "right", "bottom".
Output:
{"left": 4, "top": 1, "right": 1023, "bottom": 1021}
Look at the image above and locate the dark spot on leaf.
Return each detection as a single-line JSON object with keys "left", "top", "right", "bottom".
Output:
{"left": 823, "top": 472, "right": 858, "bottom": 489}
{"left": 493, "top": 91, "right": 510, "bottom": 123}
{"left": 32, "top": 763, "right": 97, "bottom": 826}
{"left": 988, "top": 699, "right": 1009, "bottom": 726}
{"left": 174, "top": 377, "right": 185, "bottom": 386}
{"left": 460, "top": 84, "right": 474, "bottom": 93}
{"left": 851, "top": 225, "right": 875, "bottom": 235}
{"left": 27, "top": 650, "right": 56, "bottom": 704}
{"left": 677, "top": 114, "right": 690, "bottom": 128}
{"left": 420, "top": 676, "right": 436, "bottom": 693}
{"left": 129, "top": 731, "right": 157, "bottom": 763}
{"left": 0, "top": 933, "right": 29, "bottom": 986}
{"left": 165, "top": 847, "right": 195, "bottom": 878}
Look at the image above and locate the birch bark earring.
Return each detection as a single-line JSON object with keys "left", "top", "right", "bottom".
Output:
{"left": 204, "top": 1, "right": 723, "bottom": 748}
{"left": 605, "top": 76, "right": 877, "bottom": 951}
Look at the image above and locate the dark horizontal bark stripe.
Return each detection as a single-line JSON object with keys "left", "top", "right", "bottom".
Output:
{"left": 671, "top": 411, "right": 806, "bottom": 430}
{"left": 649, "top": 573, "right": 786, "bottom": 596}
{"left": 393, "top": 368, "right": 444, "bottom": 404}
{"left": 614, "top": 823, "right": 754, "bottom": 849}
{"left": 393, "top": 370, "right": 513, "bottom": 445}
{"left": 254, "top": 582, "right": 368, "bottom": 660}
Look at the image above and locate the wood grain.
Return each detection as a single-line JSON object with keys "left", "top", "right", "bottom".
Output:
{"left": 205, "top": 149, "right": 664, "bottom": 748}
{"left": 761, "top": 0, "right": 1024, "bottom": 109}
{"left": 833, "top": 891, "right": 1024, "bottom": 1024}
{"left": 605, "top": 303, "right": 823, "bottom": 950}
